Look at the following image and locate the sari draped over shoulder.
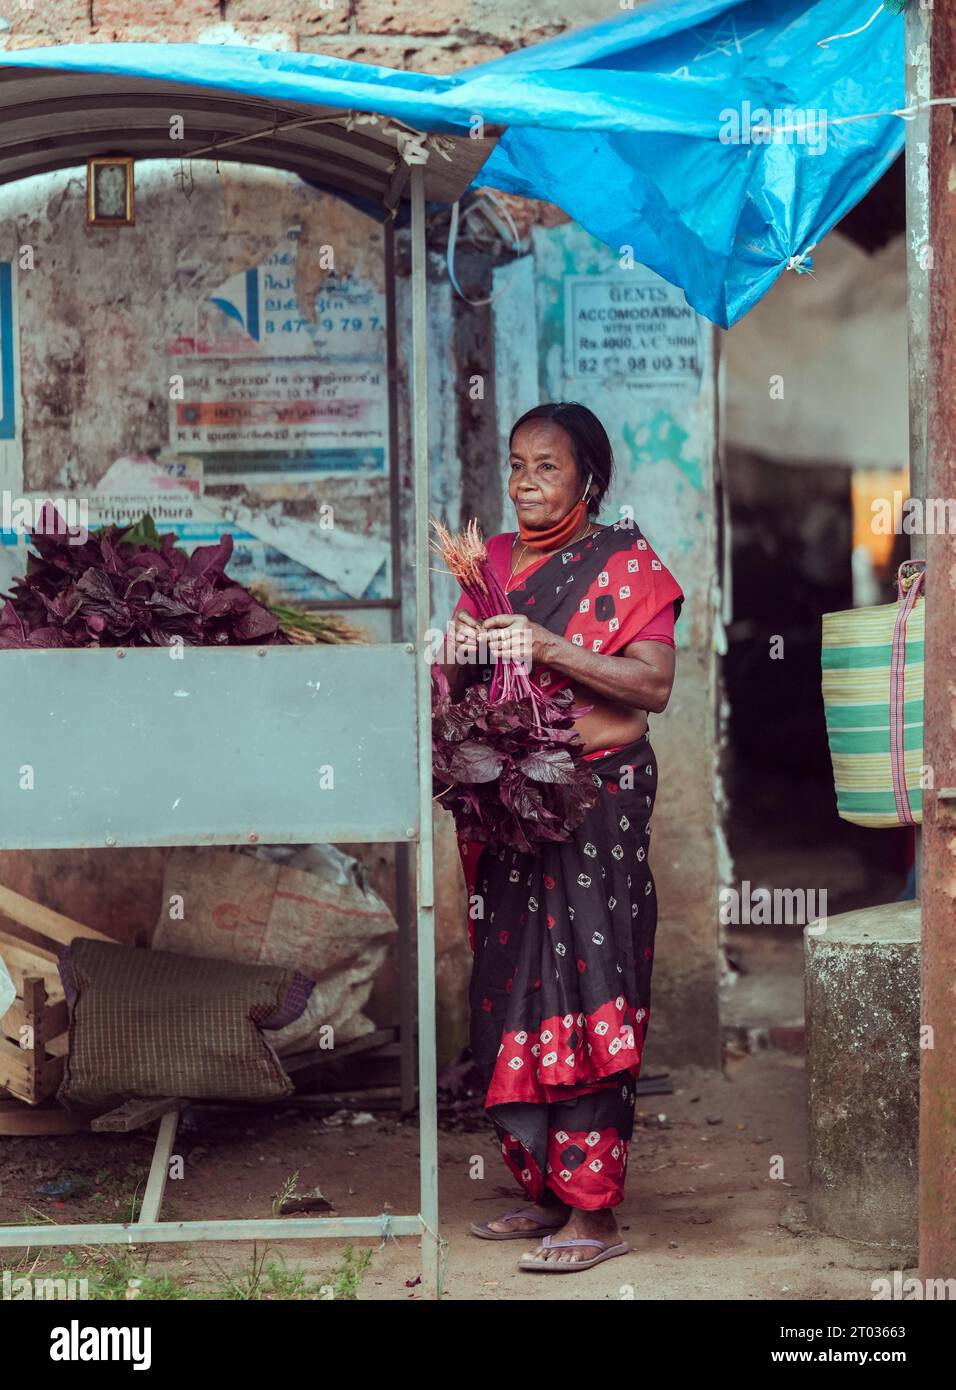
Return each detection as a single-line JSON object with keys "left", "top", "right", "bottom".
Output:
{"left": 460, "top": 521, "right": 684, "bottom": 1211}
{"left": 504, "top": 519, "right": 683, "bottom": 655}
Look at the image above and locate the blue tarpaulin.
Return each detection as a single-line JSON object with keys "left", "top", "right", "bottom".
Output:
{"left": 1, "top": 0, "right": 905, "bottom": 327}
{"left": 467, "top": 0, "right": 906, "bottom": 326}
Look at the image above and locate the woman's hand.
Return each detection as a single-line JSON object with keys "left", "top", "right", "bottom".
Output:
{"left": 482, "top": 612, "right": 554, "bottom": 666}
{"left": 448, "top": 609, "right": 482, "bottom": 665}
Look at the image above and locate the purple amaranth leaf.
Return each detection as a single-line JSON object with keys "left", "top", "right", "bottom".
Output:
{"left": 23, "top": 626, "right": 70, "bottom": 648}
{"left": 184, "top": 534, "right": 233, "bottom": 581}
{"left": 448, "top": 740, "right": 505, "bottom": 784}
{"left": 233, "top": 603, "right": 283, "bottom": 642}
{"left": 518, "top": 747, "right": 579, "bottom": 784}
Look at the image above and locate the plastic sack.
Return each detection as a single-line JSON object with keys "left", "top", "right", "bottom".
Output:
{"left": 153, "top": 844, "right": 396, "bottom": 1055}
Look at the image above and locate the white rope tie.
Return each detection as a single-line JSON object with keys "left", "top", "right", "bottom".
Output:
{"left": 817, "top": 3, "right": 886, "bottom": 50}
{"left": 787, "top": 243, "right": 817, "bottom": 275}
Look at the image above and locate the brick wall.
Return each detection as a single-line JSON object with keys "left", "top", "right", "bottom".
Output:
{"left": 0, "top": 0, "right": 622, "bottom": 71}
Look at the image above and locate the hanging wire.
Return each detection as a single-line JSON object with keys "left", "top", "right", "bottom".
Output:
{"left": 445, "top": 190, "right": 524, "bottom": 308}
{"left": 175, "top": 156, "right": 194, "bottom": 198}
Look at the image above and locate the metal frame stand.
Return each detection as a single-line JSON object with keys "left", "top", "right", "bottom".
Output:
{"left": 0, "top": 159, "right": 442, "bottom": 1299}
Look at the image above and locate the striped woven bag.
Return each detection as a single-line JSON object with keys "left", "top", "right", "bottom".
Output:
{"left": 821, "top": 561, "right": 925, "bottom": 828}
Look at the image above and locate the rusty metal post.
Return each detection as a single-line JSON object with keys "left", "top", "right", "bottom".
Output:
{"left": 906, "top": 2, "right": 931, "bottom": 534}
{"left": 905, "top": 1, "right": 930, "bottom": 896}
{"left": 919, "top": 0, "right": 956, "bottom": 1279}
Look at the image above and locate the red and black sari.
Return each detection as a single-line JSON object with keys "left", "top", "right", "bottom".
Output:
{"left": 458, "top": 521, "right": 684, "bottom": 1211}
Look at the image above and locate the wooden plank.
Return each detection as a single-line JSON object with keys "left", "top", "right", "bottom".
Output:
{"left": 0, "top": 883, "right": 112, "bottom": 947}
{"left": 0, "top": 929, "right": 59, "bottom": 963}
{"left": 137, "top": 1110, "right": 180, "bottom": 1224}
{"left": 92, "top": 1097, "right": 180, "bottom": 1134}
{"left": 0, "top": 1101, "right": 86, "bottom": 1136}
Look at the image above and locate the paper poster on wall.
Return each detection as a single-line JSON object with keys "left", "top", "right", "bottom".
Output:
{"left": 0, "top": 492, "right": 390, "bottom": 604}
{"left": 565, "top": 273, "right": 702, "bottom": 394}
{"left": 166, "top": 228, "right": 389, "bottom": 481}
{"left": 170, "top": 360, "right": 386, "bottom": 478}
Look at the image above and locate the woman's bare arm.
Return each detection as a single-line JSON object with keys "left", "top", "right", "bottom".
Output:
{"left": 542, "top": 636, "right": 676, "bottom": 713}
{"left": 483, "top": 613, "right": 676, "bottom": 713}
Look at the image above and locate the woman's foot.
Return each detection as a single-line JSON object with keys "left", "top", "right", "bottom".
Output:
{"left": 521, "top": 1205, "right": 622, "bottom": 1266}
{"left": 484, "top": 1197, "right": 568, "bottom": 1236}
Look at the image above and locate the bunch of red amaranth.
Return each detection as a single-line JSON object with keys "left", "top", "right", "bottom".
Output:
{"left": 0, "top": 505, "right": 286, "bottom": 648}
{"left": 431, "top": 520, "right": 597, "bottom": 855}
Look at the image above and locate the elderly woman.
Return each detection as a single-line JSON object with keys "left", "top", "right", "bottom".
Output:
{"left": 443, "top": 401, "right": 683, "bottom": 1274}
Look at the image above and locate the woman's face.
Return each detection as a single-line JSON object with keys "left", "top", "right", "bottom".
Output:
{"left": 508, "top": 420, "right": 582, "bottom": 530}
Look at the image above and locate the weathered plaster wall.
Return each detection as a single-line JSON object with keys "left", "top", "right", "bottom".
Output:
{"left": 0, "top": 165, "right": 386, "bottom": 499}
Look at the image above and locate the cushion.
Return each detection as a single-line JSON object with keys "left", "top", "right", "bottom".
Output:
{"left": 57, "top": 939, "right": 313, "bottom": 1111}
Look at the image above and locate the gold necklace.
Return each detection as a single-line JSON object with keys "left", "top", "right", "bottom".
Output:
{"left": 508, "top": 516, "right": 595, "bottom": 587}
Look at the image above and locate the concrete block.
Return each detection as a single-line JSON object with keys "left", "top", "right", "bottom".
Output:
{"left": 805, "top": 901, "right": 920, "bottom": 1254}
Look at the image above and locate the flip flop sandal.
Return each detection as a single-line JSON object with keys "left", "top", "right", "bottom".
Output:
{"left": 470, "top": 1206, "right": 567, "bottom": 1241}
{"left": 518, "top": 1234, "right": 631, "bottom": 1273}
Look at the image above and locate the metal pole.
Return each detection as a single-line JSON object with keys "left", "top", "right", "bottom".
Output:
{"left": 905, "top": 2, "right": 931, "bottom": 528}
{"left": 409, "top": 160, "right": 441, "bottom": 1298}
{"left": 386, "top": 216, "right": 418, "bottom": 1117}
{"left": 905, "top": 0, "right": 931, "bottom": 895}
{"left": 919, "top": 0, "right": 956, "bottom": 1279}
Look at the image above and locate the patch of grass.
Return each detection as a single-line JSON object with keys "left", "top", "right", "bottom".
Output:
{"left": 1, "top": 1244, "right": 374, "bottom": 1301}
{"left": 329, "top": 1245, "right": 373, "bottom": 1300}
{"left": 203, "top": 1243, "right": 372, "bottom": 1300}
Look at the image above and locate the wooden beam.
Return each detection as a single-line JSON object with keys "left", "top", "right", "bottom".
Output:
{"left": 92, "top": 1097, "right": 180, "bottom": 1134}
{"left": 0, "top": 929, "right": 58, "bottom": 963}
{"left": 0, "top": 883, "right": 112, "bottom": 947}
{"left": 137, "top": 1109, "right": 180, "bottom": 1224}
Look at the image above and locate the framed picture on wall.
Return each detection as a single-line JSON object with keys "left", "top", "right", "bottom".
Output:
{"left": 86, "top": 157, "right": 135, "bottom": 227}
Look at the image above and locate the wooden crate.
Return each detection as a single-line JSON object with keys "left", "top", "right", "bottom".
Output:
{"left": 0, "top": 965, "right": 68, "bottom": 1106}
{"left": 0, "top": 884, "right": 111, "bottom": 1108}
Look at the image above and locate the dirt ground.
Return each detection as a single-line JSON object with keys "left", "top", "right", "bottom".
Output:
{"left": 0, "top": 1047, "right": 908, "bottom": 1301}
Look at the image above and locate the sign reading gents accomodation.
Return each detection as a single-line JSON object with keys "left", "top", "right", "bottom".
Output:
{"left": 565, "top": 273, "right": 703, "bottom": 395}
